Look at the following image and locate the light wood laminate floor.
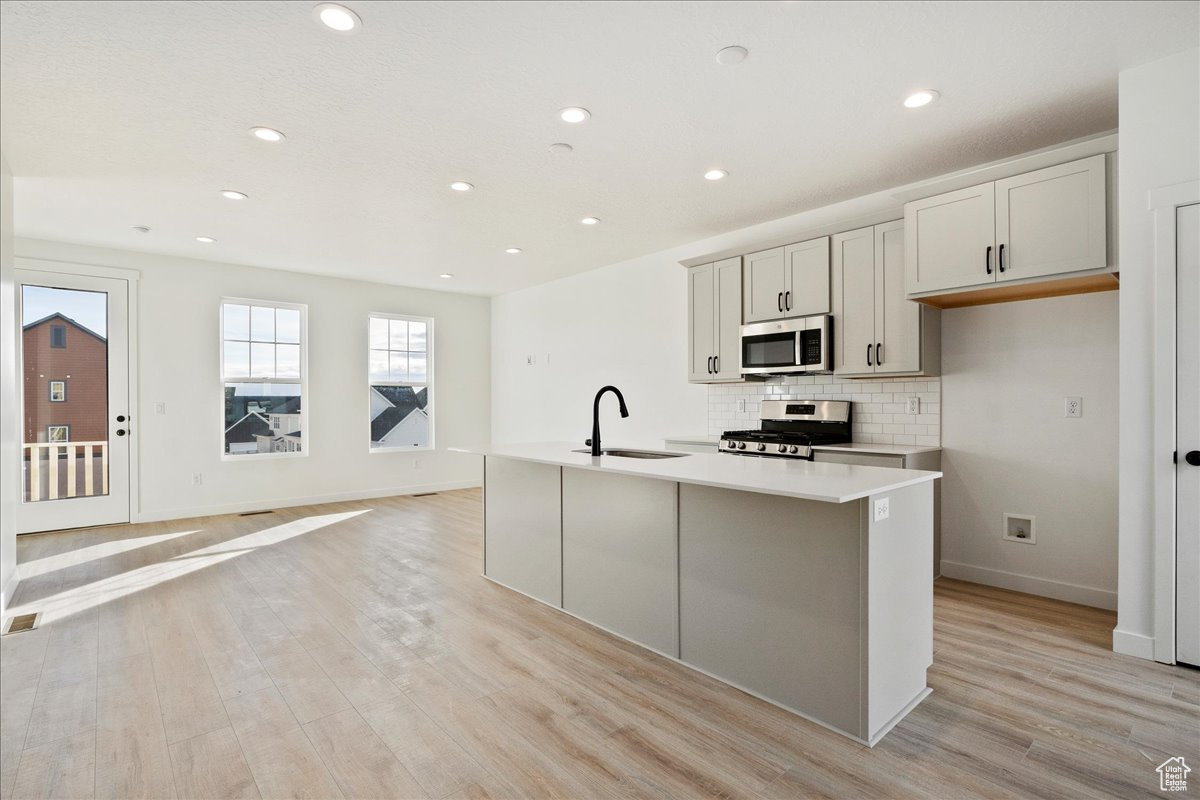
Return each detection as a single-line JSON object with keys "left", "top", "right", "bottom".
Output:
{"left": 2, "top": 489, "right": 1197, "bottom": 799}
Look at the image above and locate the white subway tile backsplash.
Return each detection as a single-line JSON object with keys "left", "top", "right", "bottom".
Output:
{"left": 708, "top": 376, "right": 942, "bottom": 446}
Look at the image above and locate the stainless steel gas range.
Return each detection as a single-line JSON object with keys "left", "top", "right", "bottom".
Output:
{"left": 719, "top": 399, "right": 852, "bottom": 461}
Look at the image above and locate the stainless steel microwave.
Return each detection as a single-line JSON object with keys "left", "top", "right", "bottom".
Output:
{"left": 740, "top": 315, "right": 832, "bottom": 375}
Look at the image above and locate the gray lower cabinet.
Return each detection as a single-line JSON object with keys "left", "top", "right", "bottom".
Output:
{"left": 562, "top": 468, "right": 679, "bottom": 656}
{"left": 483, "top": 457, "right": 561, "bottom": 605}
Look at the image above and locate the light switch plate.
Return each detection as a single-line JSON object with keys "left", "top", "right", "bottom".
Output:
{"left": 873, "top": 496, "right": 890, "bottom": 522}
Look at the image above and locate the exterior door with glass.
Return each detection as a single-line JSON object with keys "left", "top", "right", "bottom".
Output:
{"left": 16, "top": 269, "right": 131, "bottom": 533}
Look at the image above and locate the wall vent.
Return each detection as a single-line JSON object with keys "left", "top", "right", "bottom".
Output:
{"left": 3, "top": 613, "right": 39, "bottom": 635}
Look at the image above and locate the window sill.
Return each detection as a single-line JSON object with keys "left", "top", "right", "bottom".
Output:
{"left": 369, "top": 445, "right": 435, "bottom": 454}
{"left": 221, "top": 451, "right": 308, "bottom": 462}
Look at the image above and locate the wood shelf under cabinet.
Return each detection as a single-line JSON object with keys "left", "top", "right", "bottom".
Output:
{"left": 911, "top": 271, "right": 1118, "bottom": 309}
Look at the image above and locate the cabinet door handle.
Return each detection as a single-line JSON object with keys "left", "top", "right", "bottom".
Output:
{"left": 707, "top": 356, "right": 713, "bottom": 374}
{"left": 714, "top": 356, "right": 719, "bottom": 374}
{"left": 986, "top": 245, "right": 993, "bottom": 275}
{"left": 778, "top": 292, "right": 783, "bottom": 313}
{"left": 998, "top": 243, "right": 1006, "bottom": 273}
{"left": 784, "top": 290, "right": 790, "bottom": 311}
{"left": 867, "top": 344, "right": 873, "bottom": 367}
{"left": 876, "top": 342, "right": 883, "bottom": 366}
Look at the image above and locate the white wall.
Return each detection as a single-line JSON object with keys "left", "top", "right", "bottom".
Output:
{"left": 0, "top": 155, "right": 16, "bottom": 613}
{"left": 14, "top": 238, "right": 490, "bottom": 523}
{"left": 1116, "top": 48, "right": 1200, "bottom": 657}
{"left": 940, "top": 292, "right": 1119, "bottom": 609}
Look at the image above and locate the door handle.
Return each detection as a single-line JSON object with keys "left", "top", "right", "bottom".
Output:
{"left": 1186, "top": 450, "right": 1200, "bottom": 467}
{"left": 876, "top": 342, "right": 883, "bottom": 366}
{"left": 867, "top": 344, "right": 873, "bottom": 367}
{"left": 778, "top": 292, "right": 783, "bottom": 313}
{"left": 116, "top": 415, "right": 126, "bottom": 423}
{"left": 714, "top": 356, "right": 719, "bottom": 374}
{"left": 986, "top": 245, "right": 993, "bottom": 275}
{"left": 785, "top": 291, "right": 791, "bottom": 311}
{"left": 707, "top": 356, "right": 713, "bottom": 374}
{"left": 116, "top": 429, "right": 127, "bottom": 437}
{"left": 998, "top": 243, "right": 1006, "bottom": 273}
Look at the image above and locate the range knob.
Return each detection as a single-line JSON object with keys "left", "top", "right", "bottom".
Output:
{"left": 756, "top": 443, "right": 766, "bottom": 452}
{"left": 789, "top": 445, "right": 799, "bottom": 454}
{"left": 737, "top": 442, "right": 746, "bottom": 450}
{"left": 778, "top": 444, "right": 787, "bottom": 453}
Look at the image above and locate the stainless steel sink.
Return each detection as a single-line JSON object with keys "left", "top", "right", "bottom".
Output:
{"left": 572, "top": 448, "right": 691, "bottom": 459}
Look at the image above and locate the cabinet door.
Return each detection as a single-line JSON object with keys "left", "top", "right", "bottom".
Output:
{"left": 784, "top": 236, "right": 830, "bottom": 316}
{"left": 687, "top": 264, "right": 715, "bottom": 382}
{"left": 876, "top": 220, "right": 921, "bottom": 374}
{"left": 905, "top": 182, "right": 996, "bottom": 294}
{"left": 831, "top": 226, "right": 876, "bottom": 375}
{"left": 714, "top": 256, "right": 742, "bottom": 381}
{"left": 743, "top": 247, "right": 787, "bottom": 323}
{"left": 995, "top": 154, "right": 1107, "bottom": 282}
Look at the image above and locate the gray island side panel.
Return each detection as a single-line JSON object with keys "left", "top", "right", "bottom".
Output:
{"left": 483, "top": 456, "right": 562, "bottom": 606}
{"left": 562, "top": 468, "right": 679, "bottom": 656}
{"left": 678, "top": 483, "right": 866, "bottom": 738}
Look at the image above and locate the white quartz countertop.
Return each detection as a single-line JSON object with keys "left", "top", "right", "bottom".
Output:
{"left": 454, "top": 442, "right": 941, "bottom": 504}
{"left": 664, "top": 434, "right": 940, "bottom": 456}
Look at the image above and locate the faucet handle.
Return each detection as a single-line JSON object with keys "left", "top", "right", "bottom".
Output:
{"left": 584, "top": 438, "right": 593, "bottom": 447}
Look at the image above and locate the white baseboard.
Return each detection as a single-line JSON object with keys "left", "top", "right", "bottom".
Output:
{"left": 133, "top": 481, "right": 481, "bottom": 524}
{"left": 1112, "top": 628, "right": 1156, "bottom": 660}
{"left": 939, "top": 560, "right": 1117, "bottom": 610}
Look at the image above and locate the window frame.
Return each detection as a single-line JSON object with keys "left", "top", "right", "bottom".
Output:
{"left": 219, "top": 297, "right": 308, "bottom": 461}
{"left": 48, "top": 380, "right": 66, "bottom": 402}
{"left": 46, "top": 425, "right": 69, "bottom": 443}
{"left": 367, "top": 312, "right": 434, "bottom": 453}
{"left": 49, "top": 325, "right": 66, "bottom": 348}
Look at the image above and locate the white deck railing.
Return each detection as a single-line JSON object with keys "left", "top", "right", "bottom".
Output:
{"left": 23, "top": 441, "right": 108, "bottom": 502}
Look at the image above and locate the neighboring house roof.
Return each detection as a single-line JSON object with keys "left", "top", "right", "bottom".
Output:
{"left": 22, "top": 312, "right": 107, "bottom": 343}
{"left": 370, "top": 385, "right": 428, "bottom": 441}
{"left": 272, "top": 397, "right": 302, "bottom": 415}
{"left": 225, "top": 412, "right": 271, "bottom": 443}
{"left": 282, "top": 431, "right": 302, "bottom": 439}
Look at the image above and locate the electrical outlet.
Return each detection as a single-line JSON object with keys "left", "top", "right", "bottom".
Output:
{"left": 526, "top": 354, "right": 536, "bottom": 365}
{"left": 1064, "top": 396, "right": 1082, "bottom": 418}
{"left": 413, "top": 459, "right": 422, "bottom": 470}
{"left": 873, "top": 496, "right": 890, "bottom": 522}
{"left": 155, "top": 401, "right": 167, "bottom": 415}
{"left": 1003, "top": 512, "right": 1036, "bottom": 544}
{"left": 191, "top": 472, "right": 202, "bottom": 486}
{"left": 906, "top": 396, "right": 920, "bottom": 415}
{"left": 737, "top": 399, "right": 746, "bottom": 413}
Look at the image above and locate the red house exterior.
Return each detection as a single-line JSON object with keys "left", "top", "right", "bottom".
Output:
{"left": 22, "top": 313, "right": 108, "bottom": 444}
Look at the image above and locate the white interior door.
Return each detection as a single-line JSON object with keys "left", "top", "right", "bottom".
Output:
{"left": 1176, "top": 203, "right": 1200, "bottom": 666}
{"left": 15, "top": 269, "right": 131, "bottom": 533}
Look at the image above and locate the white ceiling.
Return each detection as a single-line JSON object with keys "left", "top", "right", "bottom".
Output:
{"left": 2, "top": 1, "right": 1196, "bottom": 296}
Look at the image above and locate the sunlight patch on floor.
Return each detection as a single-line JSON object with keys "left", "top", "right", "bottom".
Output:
{"left": 16, "top": 528, "right": 204, "bottom": 582}
{"left": 7, "top": 510, "right": 370, "bottom": 625}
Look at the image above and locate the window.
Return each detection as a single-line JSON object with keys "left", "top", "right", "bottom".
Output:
{"left": 49, "top": 380, "right": 66, "bottom": 402}
{"left": 47, "top": 425, "right": 69, "bottom": 443}
{"left": 221, "top": 299, "right": 306, "bottom": 457}
{"left": 50, "top": 325, "right": 66, "bottom": 348}
{"left": 368, "top": 314, "right": 432, "bottom": 450}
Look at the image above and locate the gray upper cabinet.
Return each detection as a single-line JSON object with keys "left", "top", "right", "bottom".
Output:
{"left": 688, "top": 256, "right": 742, "bottom": 383}
{"left": 743, "top": 237, "right": 830, "bottom": 323}
{"left": 905, "top": 154, "right": 1108, "bottom": 298}
{"left": 833, "top": 221, "right": 938, "bottom": 377}
{"left": 994, "top": 155, "right": 1107, "bottom": 283}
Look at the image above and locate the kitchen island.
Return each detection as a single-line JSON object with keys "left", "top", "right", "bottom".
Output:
{"left": 458, "top": 443, "right": 941, "bottom": 745}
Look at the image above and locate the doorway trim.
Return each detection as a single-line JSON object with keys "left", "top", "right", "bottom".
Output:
{"left": 13, "top": 256, "right": 141, "bottom": 528}
{"left": 1149, "top": 180, "right": 1199, "bottom": 664}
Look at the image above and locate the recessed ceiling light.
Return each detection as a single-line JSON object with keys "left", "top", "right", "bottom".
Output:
{"left": 580, "top": 217, "right": 600, "bottom": 225}
{"left": 250, "top": 126, "right": 286, "bottom": 142}
{"left": 903, "top": 90, "right": 939, "bottom": 109}
{"left": 505, "top": 248, "right": 522, "bottom": 254}
{"left": 548, "top": 142, "right": 573, "bottom": 154}
{"left": 449, "top": 181, "right": 474, "bottom": 192}
{"left": 704, "top": 169, "right": 728, "bottom": 181}
{"left": 439, "top": 273, "right": 454, "bottom": 279}
{"left": 715, "top": 45, "right": 749, "bottom": 65}
{"left": 196, "top": 236, "right": 217, "bottom": 243}
{"left": 132, "top": 225, "right": 151, "bottom": 234}
{"left": 221, "top": 190, "right": 248, "bottom": 200}
{"left": 313, "top": 3, "right": 361, "bottom": 33}
{"left": 559, "top": 107, "right": 590, "bottom": 124}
